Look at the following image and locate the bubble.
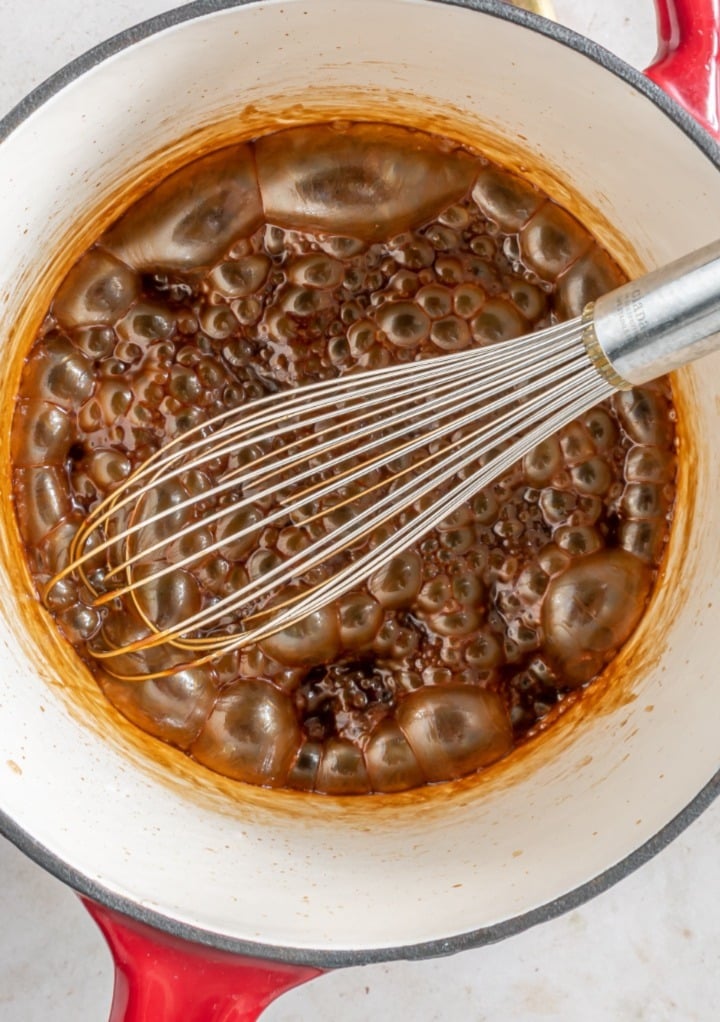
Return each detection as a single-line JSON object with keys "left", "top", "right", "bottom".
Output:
{"left": 430, "top": 315, "right": 471, "bottom": 351}
{"left": 506, "top": 620, "right": 540, "bottom": 654}
{"left": 338, "top": 592, "right": 384, "bottom": 649}
{"left": 542, "top": 549, "right": 651, "bottom": 685}
{"left": 397, "top": 685, "right": 513, "bottom": 782}
{"left": 14, "top": 466, "right": 71, "bottom": 545}
{"left": 376, "top": 301, "right": 431, "bottom": 348}
{"left": 53, "top": 248, "right": 139, "bottom": 329}
{"left": 199, "top": 306, "right": 236, "bottom": 341}
{"left": 215, "top": 504, "right": 264, "bottom": 560}
{"left": 44, "top": 575, "right": 78, "bottom": 613}
{"left": 314, "top": 738, "right": 371, "bottom": 795}
{"left": 260, "top": 603, "right": 340, "bottom": 668}
{"left": 471, "top": 489, "right": 499, "bottom": 524}
{"left": 280, "top": 284, "right": 328, "bottom": 317}
{"left": 523, "top": 437, "right": 562, "bottom": 485}
{"left": 114, "top": 340, "right": 144, "bottom": 364}
{"left": 209, "top": 253, "right": 271, "bottom": 297}
{"left": 537, "top": 543, "right": 572, "bottom": 577}
{"left": 439, "top": 203, "right": 471, "bottom": 229}
{"left": 424, "top": 223, "right": 460, "bottom": 251}
{"left": 135, "top": 479, "right": 192, "bottom": 547}
{"left": 102, "top": 667, "right": 216, "bottom": 749}
{"left": 231, "top": 296, "right": 263, "bottom": 326}
{"left": 434, "top": 256, "right": 464, "bottom": 285}
{"left": 328, "top": 336, "right": 351, "bottom": 365}
{"left": 275, "top": 526, "right": 310, "bottom": 558}
{"left": 470, "top": 299, "right": 525, "bottom": 344}
{"left": 464, "top": 630, "right": 503, "bottom": 668}
{"left": 554, "top": 525, "right": 602, "bottom": 557}
{"left": 618, "top": 519, "right": 666, "bottom": 564}
{"left": 287, "top": 252, "right": 345, "bottom": 289}
{"left": 415, "top": 284, "right": 453, "bottom": 319}
{"left": 358, "top": 346, "right": 391, "bottom": 370}
{"left": 439, "top": 505, "right": 475, "bottom": 530}
{"left": 557, "top": 244, "right": 626, "bottom": 319}
{"left": 166, "top": 525, "right": 214, "bottom": 567}
{"left": 11, "top": 400, "right": 73, "bottom": 467}
{"left": 58, "top": 603, "right": 102, "bottom": 644}
{"left": 286, "top": 741, "right": 323, "bottom": 791}
{"left": 559, "top": 423, "right": 595, "bottom": 466}
{"left": 428, "top": 607, "right": 481, "bottom": 637}
{"left": 255, "top": 123, "right": 477, "bottom": 241}
{"left": 191, "top": 679, "right": 300, "bottom": 785}
{"left": 453, "top": 283, "right": 486, "bottom": 319}
{"left": 347, "top": 319, "right": 376, "bottom": 356}
{"left": 94, "top": 380, "right": 133, "bottom": 424}
{"left": 520, "top": 203, "right": 593, "bottom": 281}
{"left": 102, "top": 144, "right": 263, "bottom": 272}
{"left": 368, "top": 551, "right": 423, "bottom": 608}
{"left": 471, "top": 167, "right": 544, "bottom": 231}
{"left": 20, "top": 335, "right": 94, "bottom": 410}
{"left": 35, "top": 515, "right": 82, "bottom": 576}
{"left": 470, "top": 235, "right": 495, "bottom": 258}
{"left": 390, "top": 236, "right": 435, "bottom": 270}
{"left": 318, "top": 235, "right": 367, "bottom": 260}
{"left": 621, "top": 483, "right": 666, "bottom": 519}
{"left": 94, "top": 609, "right": 156, "bottom": 678}
{"left": 507, "top": 279, "right": 547, "bottom": 321}
{"left": 441, "top": 524, "right": 478, "bottom": 555}
{"left": 624, "top": 445, "right": 676, "bottom": 484}
{"left": 570, "top": 457, "right": 612, "bottom": 495}
{"left": 134, "top": 568, "right": 203, "bottom": 632}
{"left": 70, "top": 325, "right": 116, "bottom": 359}
{"left": 452, "top": 572, "right": 484, "bottom": 605}
{"left": 582, "top": 408, "right": 617, "bottom": 451}
{"left": 365, "top": 720, "right": 425, "bottom": 792}
{"left": 421, "top": 666, "right": 453, "bottom": 686}
{"left": 516, "top": 565, "right": 549, "bottom": 603}
{"left": 539, "top": 487, "right": 577, "bottom": 527}
{"left": 84, "top": 448, "right": 132, "bottom": 491}
{"left": 416, "top": 575, "right": 451, "bottom": 613}
{"left": 615, "top": 388, "right": 674, "bottom": 447}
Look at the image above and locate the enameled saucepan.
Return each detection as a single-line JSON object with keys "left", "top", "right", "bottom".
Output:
{"left": 1, "top": 1, "right": 719, "bottom": 1018}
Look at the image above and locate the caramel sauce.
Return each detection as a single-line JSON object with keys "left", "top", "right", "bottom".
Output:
{"left": 0, "top": 87, "right": 692, "bottom": 821}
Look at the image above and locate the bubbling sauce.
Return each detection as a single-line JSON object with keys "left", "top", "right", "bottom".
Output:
{"left": 10, "top": 123, "right": 677, "bottom": 795}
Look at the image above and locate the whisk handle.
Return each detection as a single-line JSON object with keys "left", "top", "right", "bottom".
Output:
{"left": 590, "top": 238, "right": 720, "bottom": 386}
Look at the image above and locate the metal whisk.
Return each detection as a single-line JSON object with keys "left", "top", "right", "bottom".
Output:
{"left": 48, "top": 239, "right": 720, "bottom": 680}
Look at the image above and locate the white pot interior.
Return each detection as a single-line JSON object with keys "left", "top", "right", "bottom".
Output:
{"left": 0, "top": 0, "right": 719, "bottom": 957}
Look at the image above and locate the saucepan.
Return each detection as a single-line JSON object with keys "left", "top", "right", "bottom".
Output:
{"left": 0, "top": 1, "right": 719, "bottom": 1019}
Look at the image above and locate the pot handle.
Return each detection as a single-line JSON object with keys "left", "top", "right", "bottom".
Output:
{"left": 83, "top": 899, "right": 323, "bottom": 1022}
{"left": 645, "top": 0, "right": 720, "bottom": 140}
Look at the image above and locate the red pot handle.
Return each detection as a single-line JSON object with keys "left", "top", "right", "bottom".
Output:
{"left": 646, "top": 0, "right": 720, "bottom": 140}
{"left": 83, "top": 899, "right": 323, "bottom": 1022}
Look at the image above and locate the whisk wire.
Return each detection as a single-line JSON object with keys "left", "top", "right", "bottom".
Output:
{"left": 90, "top": 353, "right": 612, "bottom": 677}
{"left": 56, "top": 319, "right": 585, "bottom": 600}
{"left": 92, "top": 329, "right": 591, "bottom": 603}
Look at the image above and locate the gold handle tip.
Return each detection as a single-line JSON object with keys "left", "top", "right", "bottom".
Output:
{"left": 506, "top": 0, "right": 556, "bottom": 19}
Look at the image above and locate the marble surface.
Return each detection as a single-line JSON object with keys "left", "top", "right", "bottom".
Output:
{"left": 0, "top": 1, "right": 718, "bottom": 1019}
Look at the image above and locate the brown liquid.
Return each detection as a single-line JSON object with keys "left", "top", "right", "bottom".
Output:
{"left": 10, "top": 123, "right": 676, "bottom": 795}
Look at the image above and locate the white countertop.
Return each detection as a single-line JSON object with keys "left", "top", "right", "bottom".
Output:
{"left": 1, "top": 2, "right": 718, "bottom": 1019}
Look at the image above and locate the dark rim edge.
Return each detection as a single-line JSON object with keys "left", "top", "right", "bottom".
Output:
{"left": 0, "top": 0, "right": 719, "bottom": 970}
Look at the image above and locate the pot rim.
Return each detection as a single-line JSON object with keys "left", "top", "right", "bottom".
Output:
{"left": 0, "top": 0, "right": 718, "bottom": 969}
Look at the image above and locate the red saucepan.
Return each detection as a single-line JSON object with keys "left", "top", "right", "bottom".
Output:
{"left": 0, "top": 1, "right": 719, "bottom": 1018}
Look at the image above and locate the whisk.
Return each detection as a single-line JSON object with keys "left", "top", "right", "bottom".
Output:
{"left": 48, "top": 239, "right": 720, "bottom": 680}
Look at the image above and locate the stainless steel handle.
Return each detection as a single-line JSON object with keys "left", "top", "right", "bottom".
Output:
{"left": 590, "top": 239, "right": 720, "bottom": 386}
